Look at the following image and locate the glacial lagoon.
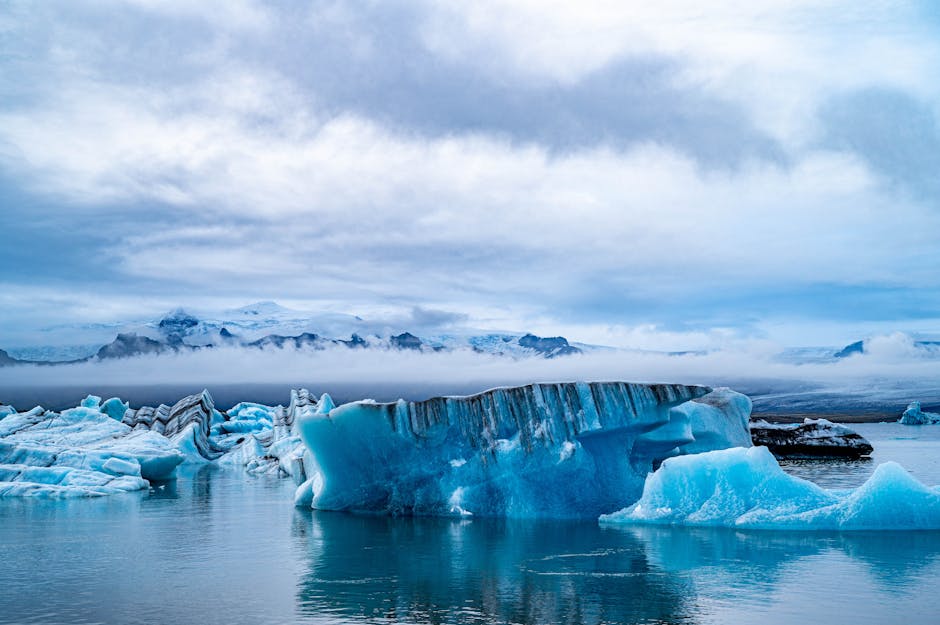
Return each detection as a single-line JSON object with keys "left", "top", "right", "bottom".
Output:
{"left": 2, "top": 424, "right": 940, "bottom": 625}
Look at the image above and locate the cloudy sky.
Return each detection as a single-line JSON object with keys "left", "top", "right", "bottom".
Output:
{"left": 2, "top": 1, "right": 940, "bottom": 349}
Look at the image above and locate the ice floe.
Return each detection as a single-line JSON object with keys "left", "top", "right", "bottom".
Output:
{"left": 899, "top": 401, "right": 940, "bottom": 425}
{"left": 600, "top": 446, "right": 940, "bottom": 530}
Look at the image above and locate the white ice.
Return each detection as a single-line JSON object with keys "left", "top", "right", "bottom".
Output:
{"left": 0, "top": 399, "right": 185, "bottom": 498}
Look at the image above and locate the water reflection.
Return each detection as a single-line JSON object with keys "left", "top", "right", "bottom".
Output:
{"left": 293, "top": 511, "right": 940, "bottom": 625}
{"left": 294, "top": 511, "right": 696, "bottom": 624}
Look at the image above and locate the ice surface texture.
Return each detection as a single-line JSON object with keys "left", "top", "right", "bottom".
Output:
{"left": 0, "top": 396, "right": 183, "bottom": 498}
{"left": 1, "top": 383, "right": 751, "bottom": 511}
{"left": 601, "top": 446, "right": 940, "bottom": 530}
{"left": 899, "top": 401, "right": 940, "bottom": 425}
{"left": 296, "top": 383, "right": 752, "bottom": 518}
{"left": 0, "top": 388, "right": 331, "bottom": 498}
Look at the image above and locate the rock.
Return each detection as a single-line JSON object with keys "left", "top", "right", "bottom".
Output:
{"left": 95, "top": 333, "right": 169, "bottom": 359}
{"left": 517, "top": 333, "right": 581, "bottom": 357}
{"left": 246, "top": 332, "right": 324, "bottom": 349}
{"left": 390, "top": 332, "right": 423, "bottom": 350}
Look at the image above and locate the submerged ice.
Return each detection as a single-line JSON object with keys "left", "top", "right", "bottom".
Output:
{"left": 600, "top": 446, "right": 940, "bottom": 530}
{"left": 296, "top": 383, "right": 752, "bottom": 518}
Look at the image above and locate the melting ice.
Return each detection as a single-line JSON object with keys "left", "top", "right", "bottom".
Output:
{"left": 601, "top": 445, "right": 940, "bottom": 530}
{"left": 296, "top": 383, "right": 751, "bottom": 518}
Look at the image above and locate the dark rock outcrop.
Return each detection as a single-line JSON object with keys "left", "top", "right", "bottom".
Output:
{"left": 834, "top": 340, "right": 865, "bottom": 358}
{"left": 247, "top": 332, "right": 324, "bottom": 349}
{"left": 0, "top": 349, "right": 22, "bottom": 367}
{"left": 337, "top": 333, "right": 367, "bottom": 348}
{"left": 157, "top": 309, "right": 200, "bottom": 338}
{"left": 518, "top": 333, "right": 581, "bottom": 357}
{"left": 95, "top": 333, "right": 169, "bottom": 359}
{"left": 390, "top": 332, "right": 423, "bottom": 350}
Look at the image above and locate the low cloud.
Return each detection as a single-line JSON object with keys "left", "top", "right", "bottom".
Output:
{"left": 2, "top": 338, "right": 938, "bottom": 412}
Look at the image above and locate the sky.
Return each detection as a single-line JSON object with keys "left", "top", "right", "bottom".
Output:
{"left": 2, "top": 1, "right": 940, "bottom": 351}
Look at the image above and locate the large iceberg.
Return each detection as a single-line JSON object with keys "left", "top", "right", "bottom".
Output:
{"left": 296, "top": 383, "right": 752, "bottom": 518}
{"left": 600, "top": 446, "right": 940, "bottom": 530}
{"left": 1, "top": 382, "right": 752, "bottom": 511}
{"left": 899, "top": 401, "right": 940, "bottom": 425}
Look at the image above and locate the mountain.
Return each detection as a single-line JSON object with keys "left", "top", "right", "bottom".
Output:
{"left": 517, "top": 333, "right": 581, "bottom": 358}
{"left": 0, "top": 304, "right": 594, "bottom": 364}
{"left": 95, "top": 333, "right": 173, "bottom": 359}
{"left": 834, "top": 337, "right": 940, "bottom": 358}
{"left": 0, "top": 349, "right": 21, "bottom": 367}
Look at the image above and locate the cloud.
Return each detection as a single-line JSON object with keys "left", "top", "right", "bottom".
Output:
{"left": 1, "top": 341, "right": 939, "bottom": 413}
{"left": 421, "top": 1, "right": 940, "bottom": 144}
{"left": 820, "top": 88, "right": 940, "bottom": 199}
{"left": 1, "top": 1, "right": 939, "bottom": 343}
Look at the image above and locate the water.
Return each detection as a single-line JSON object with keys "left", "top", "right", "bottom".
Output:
{"left": 2, "top": 426, "right": 940, "bottom": 624}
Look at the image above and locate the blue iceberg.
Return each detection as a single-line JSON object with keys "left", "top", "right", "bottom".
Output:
{"left": 899, "top": 401, "right": 940, "bottom": 425}
{"left": 0, "top": 396, "right": 185, "bottom": 498}
{"left": 1, "top": 382, "right": 754, "bottom": 511}
{"left": 296, "top": 383, "right": 752, "bottom": 518}
{"left": 600, "top": 445, "right": 940, "bottom": 530}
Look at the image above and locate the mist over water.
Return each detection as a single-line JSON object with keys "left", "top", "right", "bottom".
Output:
{"left": 2, "top": 338, "right": 939, "bottom": 414}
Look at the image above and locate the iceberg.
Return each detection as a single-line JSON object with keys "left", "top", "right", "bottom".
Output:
{"left": 0, "top": 399, "right": 185, "bottom": 498}
{"left": 296, "top": 383, "right": 752, "bottom": 518}
{"left": 600, "top": 446, "right": 940, "bottom": 530}
{"left": 0, "top": 388, "right": 316, "bottom": 498}
{"left": 749, "top": 418, "right": 873, "bottom": 457}
{"left": 899, "top": 401, "right": 940, "bottom": 425}
{"left": 0, "top": 383, "right": 752, "bottom": 510}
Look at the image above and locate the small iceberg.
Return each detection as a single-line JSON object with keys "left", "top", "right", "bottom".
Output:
{"left": 600, "top": 446, "right": 940, "bottom": 530}
{"left": 749, "top": 418, "right": 873, "bottom": 458}
{"left": 899, "top": 401, "right": 940, "bottom": 425}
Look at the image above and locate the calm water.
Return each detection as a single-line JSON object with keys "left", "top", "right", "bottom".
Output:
{"left": 2, "top": 424, "right": 940, "bottom": 625}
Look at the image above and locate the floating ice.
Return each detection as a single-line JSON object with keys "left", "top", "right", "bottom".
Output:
{"left": 600, "top": 446, "right": 940, "bottom": 530}
{"left": 899, "top": 401, "right": 940, "bottom": 425}
{"left": 296, "top": 383, "right": 751, "bottom": 518}
{"left": 0, "top": 388, "right": 321, "bottom": 498}
{"left": 0, "top": 401, "right": 184, "bottom": 498}
{"left": 750, "top": 418, "right": 873, "bottom": 457}
{"left": 1, "top": 383, "right": 754, "bottom": 509}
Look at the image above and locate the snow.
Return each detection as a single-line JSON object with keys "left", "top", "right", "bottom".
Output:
{"left": 600, "top": 445, "right": 940, "bottom": 530}
{"left": 296, "top": 383, "right": 751, "bottom": 518}
{"left": 899, "top": 401, "right": 940, "bottom": 425}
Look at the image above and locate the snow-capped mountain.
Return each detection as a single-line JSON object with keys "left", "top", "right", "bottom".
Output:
{"left": 0, "top": 302, "right": 590, "bottom": 365}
